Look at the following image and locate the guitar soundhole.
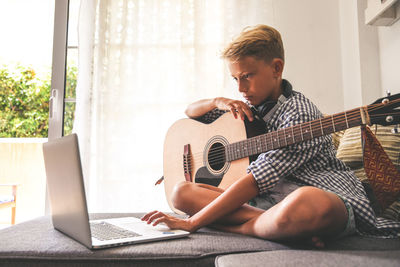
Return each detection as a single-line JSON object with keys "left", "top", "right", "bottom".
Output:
{"left": 204, "top": 135, "right": 229, "bottom": 176}
{"left": 208, "top": 142, "right": 225, "bottom": 172}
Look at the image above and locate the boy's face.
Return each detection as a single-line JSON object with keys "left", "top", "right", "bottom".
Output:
{"left": 228, "top": 56, "right": 283, "bottom": 106}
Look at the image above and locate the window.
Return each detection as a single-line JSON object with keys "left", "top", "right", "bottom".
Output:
{"left": 48, "top": 0, "right": 79, "bottom": 140}
{"left": 64, "top": 0, "right": 79, "bottom": 136}
{"left": 0, "top": 0, "right": 55, "bottom": 226}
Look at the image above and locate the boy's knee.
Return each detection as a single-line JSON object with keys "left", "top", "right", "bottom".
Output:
{"left": 171, "top": 181, "right": 193, "bottom": 211}
{"left": 275, "top": 187, "right": 337, "bottom": 232}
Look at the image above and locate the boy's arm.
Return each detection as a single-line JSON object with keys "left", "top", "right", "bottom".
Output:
{"left": 188, "top": 173, "right": 258, "bottom": 230}
{"left": 142, "top": 173, "right": 259, "bottom": 232}
{"left": 185, "top": 98, "right": 218, "bottom": 118}
{"left": 185, "top": 97, "right": 254, "bottom": 121}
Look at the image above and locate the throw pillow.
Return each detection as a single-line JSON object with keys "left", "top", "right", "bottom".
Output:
{"left": 331, "top": 131, "right": 344, "bottom": 151}
{"left": 361, "top": 125, "right": 400, "bottom": 210}
{"left": 336, "top": 125, "right": 400, "bottom": 221}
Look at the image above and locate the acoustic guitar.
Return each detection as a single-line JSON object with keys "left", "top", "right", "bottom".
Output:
{"left": 163, "top": 94, "right": 400, "bottom": 213}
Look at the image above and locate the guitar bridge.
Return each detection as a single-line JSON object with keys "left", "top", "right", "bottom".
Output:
{"left": 183, "top": 144, "right": 192, "bottom": 182}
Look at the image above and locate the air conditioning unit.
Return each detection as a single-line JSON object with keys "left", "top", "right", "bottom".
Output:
{"left": 365, "top": 0, "right": 400, "bottom": 26}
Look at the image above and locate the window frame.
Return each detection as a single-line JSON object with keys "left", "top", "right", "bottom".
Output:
{"left": 46, "top": 0, "right": 70, "bottom": 214}
{"left": 48, "top": 0, "right": 70, "bottom": 141}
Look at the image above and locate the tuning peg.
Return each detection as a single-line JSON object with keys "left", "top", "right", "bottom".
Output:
{"left": 392, "top": 124, "right": 399, "bottom": 134}
{"left": 381, "top": 91, "right": 391, "bottom": 104}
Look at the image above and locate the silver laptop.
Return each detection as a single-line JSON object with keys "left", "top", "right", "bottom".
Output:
{"left": 42, "top": 133, "right": 189, "bottom": 249}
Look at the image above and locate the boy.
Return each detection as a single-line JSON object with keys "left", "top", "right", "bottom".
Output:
{"left": 142, "top": 25, "right": 400, "bottom": 246}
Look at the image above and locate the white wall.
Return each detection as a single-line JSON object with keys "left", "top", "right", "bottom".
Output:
{"left": 270, "top": 0, "right": 345, "bottom": 114}
{"left": 338, "top": 0, "right": 364, "bottom": 110}
{"left": 338, "top": 0, "right": 384, "bottom": 110}
{"left": 378, "top": 15, "right": 400, "bottom": 96}
{"left": 271, "top": 0, "right": 398, "bottom": 114}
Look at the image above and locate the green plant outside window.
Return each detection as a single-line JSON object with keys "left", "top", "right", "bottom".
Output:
{"left": 0, "top": 65, "right": 77, "bottom": 137}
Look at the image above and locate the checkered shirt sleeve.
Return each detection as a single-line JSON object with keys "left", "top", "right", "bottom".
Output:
{"left": 195, "top": 108, "right": 228, "bottom": 124}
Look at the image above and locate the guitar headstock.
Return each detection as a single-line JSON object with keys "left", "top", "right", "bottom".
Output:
{"left": 368, "top": 93, "right": 400, "bottom": 126}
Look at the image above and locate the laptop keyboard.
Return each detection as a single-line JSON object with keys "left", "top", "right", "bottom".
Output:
{"left": 90, "top": 221, "right": 142, "bottom": 241}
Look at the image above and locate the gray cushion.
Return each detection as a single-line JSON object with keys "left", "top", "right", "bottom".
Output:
{"left": 1, "top": 213, "right": 399, "bottom": 267}
{"left": 215, "top": 250, "right": 400, "bottom": 267}
{"left": 0, "top": 213, "right": 291, "bottom": 266}
{"left": 323, "top": 235, "right": 400, "bottom": 250}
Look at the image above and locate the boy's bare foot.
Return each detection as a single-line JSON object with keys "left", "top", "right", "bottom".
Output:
{"left": 212, "top": 223, "right": 325, "bottom": 249}
{"left": 310, "top": 236, "right": 325, "bottom": 248}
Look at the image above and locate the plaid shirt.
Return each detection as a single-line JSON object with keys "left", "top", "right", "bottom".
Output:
{"left": 197, "top": 89, "right": 400, "bottom": 238}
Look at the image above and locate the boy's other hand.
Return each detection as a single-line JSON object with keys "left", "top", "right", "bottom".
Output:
{"left": 214, "top": 97, "right": 254, "bottom": 121}
{"left": 141, "top": 211, "right": 197, "bottom": 233}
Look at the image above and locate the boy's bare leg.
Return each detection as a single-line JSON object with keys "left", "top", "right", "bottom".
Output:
{"left": 172, "top": 181, "right": 265, "bottom": 225}
{"left": 215, "top": 186, "right": 348, "bottom": 246}
{"left": 172, "top": 182, "right": 348, "bottom": 246}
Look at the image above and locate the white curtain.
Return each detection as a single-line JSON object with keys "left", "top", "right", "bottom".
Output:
{"left": 74, "top": 0, "right": 275, "bottom": 212}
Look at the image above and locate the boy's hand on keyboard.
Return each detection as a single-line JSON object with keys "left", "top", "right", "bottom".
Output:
{"left": 141, "top": 211, "right": 196, "bottom": 233}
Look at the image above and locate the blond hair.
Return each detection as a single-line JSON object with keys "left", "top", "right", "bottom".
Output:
{"left": 222, "top": 24, "right": 284, "bottom": 63}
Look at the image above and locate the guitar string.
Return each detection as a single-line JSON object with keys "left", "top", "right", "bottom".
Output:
{"left": 188, "top": 99, "right": 400, "bottom": 162}
{"left": 199, "top": 106, "right": 396, "bottom": 164}
{"left": 195, "top": 112, "right": 399, "bottom": 166}
{"left": 186, "top": 112, "right": 398, "bottom": 167}
{"left": 187, "top": 108, "right": 363, "bottom": 162}
{"left": 185, "top": 115, "right": 398, "bottom": 170}
{"left": 184, "top": 100, "right": 399, "bottom": 166}
{"left": 195, "top": 114, "right": 399, "bottom": 169}
{"left": 192, "top": 108, "right": 364, "bottom": 160}
{"left": 187, "top": 110, "right": 394, "bottom": 165}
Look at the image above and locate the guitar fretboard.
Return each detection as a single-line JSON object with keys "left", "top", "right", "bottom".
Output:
{"left": 225, "top": 107, "right": 362, "bottom": 162}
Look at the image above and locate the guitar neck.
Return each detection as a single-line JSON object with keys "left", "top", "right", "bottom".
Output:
{"left": 225, "top": 107, "right": 364, "bottom": 162}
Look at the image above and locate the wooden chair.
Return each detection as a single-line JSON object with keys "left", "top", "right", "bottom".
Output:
{"left": 0, "top": 184, "right": 18, "bottom": 225}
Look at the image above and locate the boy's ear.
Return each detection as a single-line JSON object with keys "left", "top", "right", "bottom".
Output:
{"left": 271, "top": 58, "right": 284, "bottom": 77}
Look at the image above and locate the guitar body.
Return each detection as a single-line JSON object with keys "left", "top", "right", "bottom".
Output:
{"left": 163, "top": 113, "right": 264, "bottom": 214}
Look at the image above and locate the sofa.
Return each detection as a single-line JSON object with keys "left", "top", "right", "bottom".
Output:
{"left": 0, "top": 125, "right": 399, "bottom": 266}
{"left": 0, "top": 213, "right": 399, "bottom": 267}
